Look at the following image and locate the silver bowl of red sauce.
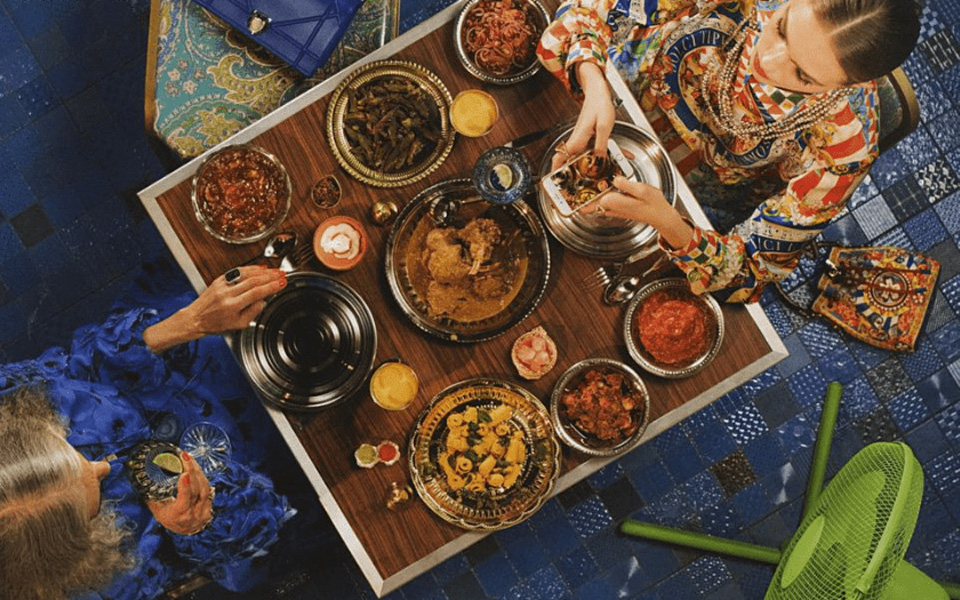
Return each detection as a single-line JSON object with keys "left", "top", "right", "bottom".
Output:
{"left": 453, "top": 0, "right": 550, "bottom": 85}
{"left": 191, "top": 144, "right": 292, "bottom": 244}
{"left": 550, "top": 358, "right": 650, "bottom": 457}
{"left": 623, "top": 278, "right": 725, "bottom": 379}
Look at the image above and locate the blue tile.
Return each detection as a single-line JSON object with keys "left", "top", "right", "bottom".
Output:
{"left": 503, "top": 534, "right": 549, "bottom": 578}
{"left": 680, "top": 404, "right": 720, "bottom": 436}
{"left": 586, "top": 462, "right": 624, "bottom": 489}
{"left": 775, "top": 412, "right": 816, "bottom": 458}
{"left": 442, "top": 570, "right": 486, "bottom": 600}
{"left": 575, "top": 577, "right": 618, "bottom": 600}
{"left": 762, "top": 298, "right": 797, "bottom": 338}
{"left": 754, "top": 382, "right": 802, "bottom": 430}
{"left": 821, "top": 213, "right": 867, "bottom": 247}
{"left": 691, "top": 419, "right": 738, "bottom": 464}
{"left": 849, "top": 175, "right": 879, "bottom": 210}
{"left": 917, "top": 366, "right": 960, "bottom": 412}
{"left": 926, "top": 451, "right": 960, "bottom": 497}
{"left": 602, "top": 555, "right": 650, "bottom": 599}
{"left": 698, "top": 501, "right": 742, "bottom": 537}
{"left": 682, "top": 471, "right": 724, "bottom": 512}
{"left": 838, "top": 377, "right": 881, "bottom": 426}
{"left": 797, "top": 319, "right": 845, "bottom": 360}
{"left": 787, "top": 364, "right": 829, "bottom": 413}
{"left": 556, "top": 546, "right": 598, "bottom": 592}
{"left": 935, "top": 403, "right": 960, "bottom": 450}
{"left": 619, "top": 536, "right": 680, "bottom": 583}
{"left": 930, "top": 320, "right": 960, "bottom": 363}
{"left": 628, "top": 459, "right": 674, "bottom": 503}
{"left": 619, "top": 438, "right": 661, "bottom": 472}
{"left": 657, "top": 434, "right": 704, "bottom": 484}
{"left": 585, "top": 529, "right": 639, "bottom": 573}
{"left": 912, "top": 493, "right": 956, "bottom": 549}
{"left": 473, "top": 553, "right": 517, "bottom": 598}
{"left": 566, "top": 496, "right": 612, "bottom": 539}
{"left": 746, "top": 511, "right": 791, "bottom": 548}
{"left": 901, "top": 339, "right": 947, "bottom": 384}
{"left": 15, "top": 75, "right": 58, "bottom": 120}
{"left": 888, "top": 388, "right": 933, "bottom": 432}
{"left": 826, "top": 425, "right": 866, "bottom": 477}
{"left": 0, "top": 44, "right": 42, "bottom": 95}
{"left": 730, "top": 483, "right": 775, "bottom": 526}
{"left": 0, "top": 93, "right": 28, "bottom": 140}
{"left": 640, "top": 486, "right": 695, "bottom": 528}
{"left": 723, "top": 402, "right": 769, "bottom": 447}
{"left": 517, "top": 565, "right": 569, "bottom": 600}
{"left": 533, "top": 514, "right": 581, "bottom": 559}
{"left": 907, "top": 420, "right": 952, "bottom": 462}
{"left": 654, "top": 570, "right": 698, "bottom": 599}
{"left": 775, "top": 333, "right": 811, "bottom": 378}
{"left": 743, "top": 433, "right": 787, "bottom": 476}
{"left": 870, "top": 149, "right": 909, "bottom": 191}
{"left": 400, "top": 571, "right": 447, "bottom": 600}
{"left": 900, "top": 126, "right": 941, "bottom": 171}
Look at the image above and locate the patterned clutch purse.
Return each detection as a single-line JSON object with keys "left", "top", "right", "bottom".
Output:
{"left": 190, "top": 0, "right": 365, "bottom": 76}
{"left": 810, "top": 246, "right": 939, "bottom": 352}
{"left": 778, "top": 244, "right": 940, "bottom": 353}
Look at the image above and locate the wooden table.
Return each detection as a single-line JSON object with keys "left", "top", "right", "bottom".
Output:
{"left": 139, "top": 3, "right": 787, "bottom": 596}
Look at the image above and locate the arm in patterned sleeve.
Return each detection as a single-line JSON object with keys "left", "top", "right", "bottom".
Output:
{"left": 537, "top": 0, "right": 700, "bottom": 96}
{"left": 661, "top": 99, "right": 879, "bottom": 303}
{"left": 662, "top": 159, "right": 872, "bottom": 303}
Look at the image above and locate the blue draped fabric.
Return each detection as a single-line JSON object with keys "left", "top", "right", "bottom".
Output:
{"left": 0, "top": 306, "right": 296, "bottom": 599}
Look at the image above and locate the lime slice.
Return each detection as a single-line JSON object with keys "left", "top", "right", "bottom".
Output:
{"left": 153, "top": 452, "right": 184, "bottom": 475}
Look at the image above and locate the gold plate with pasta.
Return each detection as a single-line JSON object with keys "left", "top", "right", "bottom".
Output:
{"left": 409, "top": 378, "right": 561, "bottom": 530}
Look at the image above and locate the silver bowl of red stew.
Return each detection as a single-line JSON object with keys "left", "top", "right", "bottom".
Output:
{"left": 623, "top": 278, "right": 725, "bottom": 379}
{"left": 191, "top": 144, "right": 292, "bottom": 244}
{"left": 453, "top": 0, "right": 550, "bottom": 85}
{"left": 550, "top": 358, "right": 650, "bottom": 457}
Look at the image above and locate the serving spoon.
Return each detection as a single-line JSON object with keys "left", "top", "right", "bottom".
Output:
{"left": 240, "top": 231, "right": 297, "bottom": 266}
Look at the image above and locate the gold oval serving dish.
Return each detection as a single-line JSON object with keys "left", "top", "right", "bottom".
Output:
{"left": 326, "top": 60, "right": 455, "bottom": 187}
{"left": 408, "top": 378, "right": 561, "bottom": 531}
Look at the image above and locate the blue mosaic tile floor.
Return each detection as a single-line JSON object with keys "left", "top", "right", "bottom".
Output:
{"left": 2, "top": 0, "right": 960, "bottom": 598}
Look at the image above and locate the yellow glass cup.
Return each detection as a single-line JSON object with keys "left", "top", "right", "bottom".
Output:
{"left": 370, "top": 360, "right": 420, "bottom": 411}
{"left": 450, "top": 90, "right": 499, "bottom": 137}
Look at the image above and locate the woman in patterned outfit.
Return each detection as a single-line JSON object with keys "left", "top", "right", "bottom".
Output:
{"left": 537, "top": 0, "right": 920, "bottom": 302}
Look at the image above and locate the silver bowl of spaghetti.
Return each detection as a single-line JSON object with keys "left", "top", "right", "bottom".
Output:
{"left": 454, "top": 0, "right": 550, "bottom": 85}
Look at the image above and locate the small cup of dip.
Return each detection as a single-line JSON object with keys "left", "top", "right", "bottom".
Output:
{"left": 370, "top": 360, "right": 419, "bottom": 411}
{"left": 313, "top": 216, "right": 367, "bottom": 271}
{"left": 450, "top": 89, "right": 499, "bottom": 137}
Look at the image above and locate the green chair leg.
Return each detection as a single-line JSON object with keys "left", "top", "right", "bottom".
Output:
{"left": 802, "top": 382, "right": 843, "bottom": 521}
{"left": 619, "top": 520, "right": 781, "bottom": 565}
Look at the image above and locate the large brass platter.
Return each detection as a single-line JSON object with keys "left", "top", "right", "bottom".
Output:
{"left": 409, "top": 378, "right": 561, "bottom": 531}
{"left": 384, "top": 178, "right": 550, "bottom": 343}
{"left": 327, "top": 60, "right": 455, "bottom": 187}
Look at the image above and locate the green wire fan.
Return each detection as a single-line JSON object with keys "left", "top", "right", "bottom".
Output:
{"left": 621, "top": 383, "right": 960, "bottom": 600}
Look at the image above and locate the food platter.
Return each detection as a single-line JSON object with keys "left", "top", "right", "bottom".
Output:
{"left": 624, "top": 278, "right": 725, "bottom": 378}
{"left": 453, "top": 0, "right": 550, "bottom": 85}
{"left": 327, "top": 60, "right": 455, "bottom": 187}
{"left": 408, "top": 378, "right": 561, "bottom": 531}
{"left": 384, "top": 178, "right": 550, "bottom": 343}
{"left": 239, "top": 272, "right": 377, "bottom": 410}
{"left": 536, "top": 121, "right": 677, "bottom": 259}
{"left": 550, "top": 358, "right": 649, "bottom": 457}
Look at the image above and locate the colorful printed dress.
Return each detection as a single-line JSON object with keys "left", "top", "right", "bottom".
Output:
{"left": 0, "top": 307, "right": 296, "bottom": 600}
{"left": 537, "top": 0, "right": 879, "bottom": 302}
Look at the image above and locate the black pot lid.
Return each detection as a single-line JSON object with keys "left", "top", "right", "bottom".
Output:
{"left": 240, "top": 272, "right": 377, "bottom": 410}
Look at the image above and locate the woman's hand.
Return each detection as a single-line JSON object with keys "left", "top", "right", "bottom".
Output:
{"left": 146, "top": 452, "right": 214, "bottom": 536}
{"left": 143, "top": 266, "right": 286, "bottom": 352}
{"left": 552, "top": 62, "right": 617, "bottom": 170}
{"left": 582, "top": 176, "right": 695, "bottom": 249}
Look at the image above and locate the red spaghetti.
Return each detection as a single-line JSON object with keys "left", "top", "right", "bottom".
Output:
{"left": 462, "top": 0, "right": 537, "bottom": 76}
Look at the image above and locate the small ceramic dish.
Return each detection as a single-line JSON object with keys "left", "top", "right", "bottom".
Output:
{"left": 550, "top": 358, "right": 649, "bottom": 457}
{"left": 623, "top": 278, "right": 724, "bottom": 378}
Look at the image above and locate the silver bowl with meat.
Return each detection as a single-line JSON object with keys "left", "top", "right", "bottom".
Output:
{"left": 550, "top": 358, "right": 650, "bottom": 457}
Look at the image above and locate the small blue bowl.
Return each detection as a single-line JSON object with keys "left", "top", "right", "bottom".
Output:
{"left": 471, "top": 146, "right": 532, "bottom": 205}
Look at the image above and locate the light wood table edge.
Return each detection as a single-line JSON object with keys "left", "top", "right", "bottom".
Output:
{"left": 136, "top": 7, "right": 788, "bottom": 597}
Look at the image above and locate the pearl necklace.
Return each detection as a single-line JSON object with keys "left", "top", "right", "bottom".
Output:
{"left": 699, "top": 18, "right": 856, "bottom": 141}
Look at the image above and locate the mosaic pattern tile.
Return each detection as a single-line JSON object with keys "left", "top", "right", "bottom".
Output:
{"left": 4, "top": 0, "right": 960, "bottom": 598}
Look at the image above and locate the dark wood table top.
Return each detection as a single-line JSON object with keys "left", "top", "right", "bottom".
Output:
{"left": 139, "top": 4, "right": 786, "bottom": 595}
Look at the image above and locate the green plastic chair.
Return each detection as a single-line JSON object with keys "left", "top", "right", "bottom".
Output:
{"left": 621, "top": 383, "right": 960, "bottom": 599}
